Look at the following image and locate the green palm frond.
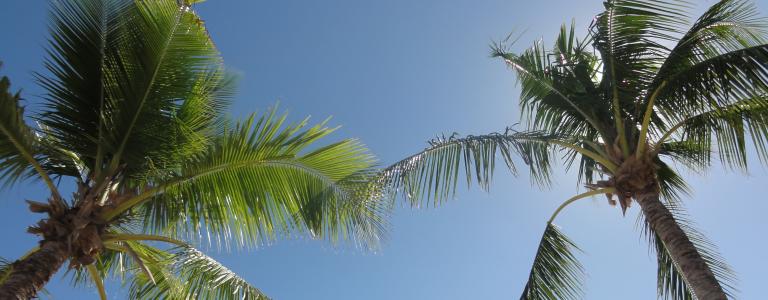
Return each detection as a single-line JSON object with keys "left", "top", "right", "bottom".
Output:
{"left": 652, "top": 0, "right": 766, "bottom": 91}
{"left": 38, "top": 0, "right": 230, "bottom": 181}
{"left": 377, "top": 130, "right": 557, "bottom": 207}
{"left": 664, "top": 95, "right": 768, "bottom": 170}
{"left": 519, "top": 223, "right": 584, "bottom": 300}
{"left": 655, "top": 159, "right": 692, "bottom": 204}
{"left": 0, "top": 68, "right": 59, "bottom": 194}
{"left": 122, "top": 108, "right": 385, "bottom": 249}
{"left": 491, "top": 26, "right": 608, "bottom": 138}
{"left": 123, "top": 243, "right": 268, "bottom": 300}
{"left": 639, "top": 203, "right": 737, "bottom": 299}
{"left": 655, "top": 44, "right": 768, "bottom": 128}
{"left": 592, "top": 0, "right": 691, "bottom": 125}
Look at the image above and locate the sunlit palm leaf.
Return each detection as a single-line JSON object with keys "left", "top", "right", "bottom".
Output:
{"left": 377, "top": 130, "right": 557, "bottom": 207}
{"left": 38, "top": 0, "right": 230, "bottom": 180}
{"left": 124, "top": 243, "right": 268, "bottom": 300}
{"left": 520, "top": 223, "right": 584, "bottom": 300}
{"left": 134, "top": 108, "right": 386, "bottom": 249}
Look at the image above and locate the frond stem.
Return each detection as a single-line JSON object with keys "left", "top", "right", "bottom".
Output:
{"left": 637, "top": 81, "right": 668, "bottom": 157}
{"left": 548, "top": 187, "right": 615, "bottom": 223}
{"left": 102, "top": 233, "right": 187, "bottom": 246}
{"left": 610, "top": 58, "right": 630, "bottom": 157}
{"left": 86, "top": 264, "right": 107, "bottom": 300}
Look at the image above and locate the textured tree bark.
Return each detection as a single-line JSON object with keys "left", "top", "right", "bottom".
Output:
{"left": 0, "top": 241, "right": 69, "bottom": 300}
{"left": 636, "top": 193, "right": 727, "bottom": 300}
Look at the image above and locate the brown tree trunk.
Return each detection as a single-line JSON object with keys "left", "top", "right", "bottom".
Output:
{"left": 0, "top": 241, "right": 69, "bottom": 300}
{"left": 636, "top": 192, "right": 727, "bottom": 300}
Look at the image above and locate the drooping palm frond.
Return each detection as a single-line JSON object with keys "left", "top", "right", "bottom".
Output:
{"left": 376, "top": 130, "right": 559, "bottom": 207}
{"left": 38, "top": 0, "right": 230, "bottom": 181}
{"left": 662, "top": 94, "right": 768, "bottom": 170}
{"left": 638, "top": 203, "right": 737, "bottom": 299}
{"left": 654, "top": 159, "right": 692, "bottom": 204}
{"left": 519, "top": 223, "right": 584, "bottom": 300}
{"left": 648, "top": 1, "right": 768, "bottom": 143}
{"left": 114, "top": 108, "right": 386, "bottom": 249}
{"left": 0, "top": 68, "right": 59, "bottom": 194}
{"left": 122, "top": 243, "right": 268, "bottom": 300}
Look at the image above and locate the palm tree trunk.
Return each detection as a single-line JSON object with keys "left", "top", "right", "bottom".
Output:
{"left": 636, "top": 192, "right": 727, "bottom": 300}
{"left": 0, "top": 241, "right": 69, "bottom": 300}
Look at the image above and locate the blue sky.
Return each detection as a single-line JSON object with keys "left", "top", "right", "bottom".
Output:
{"left": 2, "top": 0, "right": 767, "bottom": 299}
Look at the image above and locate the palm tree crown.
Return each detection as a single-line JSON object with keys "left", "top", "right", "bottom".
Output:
{"left": 0, "top": 0, "right": 386, "bottom": 299}
{"left": 376, "top": 0, "right": 768, "bottom": 298}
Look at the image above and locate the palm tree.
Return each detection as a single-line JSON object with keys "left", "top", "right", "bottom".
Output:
{"left": 376, "top": 0, "right": 767, "bottom": 298}
{"left": 0, "top": 0, "right": 386, "bottom": 299}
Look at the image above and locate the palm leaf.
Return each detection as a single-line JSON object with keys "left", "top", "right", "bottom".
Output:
{"left": 123, "top": 107, "right": 385, "bottom": 249}
{"left": 0, "top": 66, "right": 58, "bottom": 193}
{"left": 376, "top": 130, "right": 558, "bottom": 207}
{"left": 665, "top": 94, "right": 768, "bottom": 170}
{"left": 652, "top": 0, "right": 767, "bottom": 92}
{"left": 124, "top": 243, "right": 269, "bottom": 300}
{"left": 592, "top": 0, "right": 692, "bottom": 137}
{"left": 491, "top": 28, "right": 608, "bottom": 138}
{"left": 37, "top": 0, "right": 230, "bottom": 181}
{"left": 519, "top": 223, "right": 584, "bottom": 300}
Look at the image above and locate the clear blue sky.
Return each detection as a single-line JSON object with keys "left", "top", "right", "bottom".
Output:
{"left": 2, "top": 0, "right": 767, "bottom": 299}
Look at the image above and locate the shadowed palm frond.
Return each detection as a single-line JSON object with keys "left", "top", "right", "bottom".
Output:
{"left": 663, "top": 95, "right": 768, "bottom": 170}
{"left": 654, "top": 159, "right": 692, "bottom": 204}
{"left": 0, "top": 68, "right": 59, "bottom": 193}
{"left": 639, "top": 203, "right": 737, "bottom": 299}
{"left": 652, "top": 0, "right": 766, "bottom": 91}
{"left": 491, "top": 25, "right": 608, "bottom": 138}
{"left": 377, "top": 130, "right": 559, "bottom": 207}
{"left": 592, "top": 0, "right": 692, "bottom": 122}
{"left": 520, "top": 223, "right": 584, "bottom": 300}
{"left": 122, "top": 107, "right": 386, "bottom": 249}
{"left": 38, "top": 0, "right": 231, "bottom": 182}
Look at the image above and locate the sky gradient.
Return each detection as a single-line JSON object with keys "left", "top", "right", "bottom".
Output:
{"left": 1, "top": 0, "right": 767, "bottom": 299}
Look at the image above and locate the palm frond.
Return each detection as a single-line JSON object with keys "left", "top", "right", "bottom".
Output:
{"left": 377, "top": 130, "right": 558, "bottom": 207}
{"left": 655, "top": 159, "right": 692, "bottom": 204}
{"left": 0, "top": 67, "right": 58, "bottom": 193}
{"left": 639, "top": 202, "right": 737, "bottom": 299}
{"left": 652, "top": 0, "right": 767, "bottom": 92}
{"left": 38, "top": 0, "right": 230, "bottom": 181}
{"left": 592, "top": 0, "right": 692, "bottom": 149}
{"left": 492, "top": 28, "right": 608, "bottom": 138}
{"left": 519, "top": 223, "right": 584, "bottom": 300}
{"left": 124, "top": 243, "right": 269, "bottom": 300}
{"left": 665, "top": 94, "right": 768, "bottom": 170}
{"left": 86, "top": 264, "right": 107, "bottom": 300}
{"left": 124, "top": 107, "right": 385, "bottom": 249}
